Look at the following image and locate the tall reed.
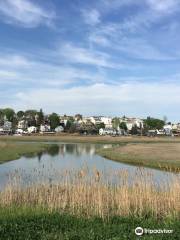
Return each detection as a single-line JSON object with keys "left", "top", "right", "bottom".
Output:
{"left": 0, "top": 168, "right": 179, "bottom": 219}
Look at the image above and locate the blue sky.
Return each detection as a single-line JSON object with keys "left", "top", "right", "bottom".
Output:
{"left": 0, "top": 0, "right": 180, "bottom": 121}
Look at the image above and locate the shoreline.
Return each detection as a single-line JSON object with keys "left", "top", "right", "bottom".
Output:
{"left": 0, "top": 134, "right": 180, "bottom": 144}
{"left": 97, "top": 143, "right": 180, "bottom": 172}
{"left": 0, "top": 135, "right": 180, "bottom": 170}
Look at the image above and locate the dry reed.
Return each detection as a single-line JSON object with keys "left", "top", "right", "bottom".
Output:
{"left": 0, "top": 168, "right": 179, "bottom": 219}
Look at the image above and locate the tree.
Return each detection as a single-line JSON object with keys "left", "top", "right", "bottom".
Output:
{"left": 119, "top": 122, "right": 127, "bottom": 131}
{"left": 24, "top": 110, "right": 37, "bottom": 127}
{"left": 0, "top": 109, "right": 4, "bottom": 125}
{"left": 65, "top": 120, "right": 74, "bottom": 132}
{"left": 145, "top": 117, "right": 165, "bottom": 130}
{"left": 49, "top": 113, "right": 59, "bottom": 130}
{"left": 3, "top": 108, "right": 15, "bottom": 122}
{"left": 36, "top": 109, "right": 44, "bottom": 129}
{"left": 131, "top": 124, "right": 138, "bottom": 135}
{"left": 112, "top": 117, "right": 120, "bottom": 129}
{"left": 17, "top": 111, "right": 24, "bottom": 119}
{"left": 95, "top": 122, "right": 105, "bottom": 131}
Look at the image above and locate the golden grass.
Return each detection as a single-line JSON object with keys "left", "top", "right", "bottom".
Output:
{"left": 0, "top": 168, "right": 179, "bottom": 220}
{"left": 98, "top": 143, "right": 180, "bottom": 172}
{"left": 1, "top": 135, "right": 180, "bottom": 144}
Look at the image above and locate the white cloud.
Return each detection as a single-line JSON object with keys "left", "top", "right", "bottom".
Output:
{"left": 0, "top": 70, "right": 19, "bottom": 80}
{"left": 7, "top": 81, "right": 180, "bottom": 121}
{"left": 59, "top": 43, "right": 125, "bottom": 69}
{"left": 147, "top": 0, "right": 180, "bottom": 13}
{"left": 0, "top": 51, "right": 108, "bottom": 87}
{"left": 0, "top": 0, "right": 55, "bottom": 28}
{"left": 82, "top": 9, "right": 101, "bottom": 25}
{"left": 0, "top": 54, "right": 31, "bottom": 67}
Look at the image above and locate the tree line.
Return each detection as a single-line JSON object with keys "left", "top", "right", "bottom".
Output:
{"left": 0, "top": 108, "right": 166, "bottom": 135}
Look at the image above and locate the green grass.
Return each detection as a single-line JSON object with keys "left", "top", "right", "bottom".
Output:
{"left": 0, "top": 141, "right": 47, "bottom": 163}
{"left": 0, "top": 207, "right": 179, "bottom": 240}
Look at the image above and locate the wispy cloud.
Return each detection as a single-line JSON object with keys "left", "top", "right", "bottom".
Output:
{"left": 59, "top": 43, "right": 126, "bottom": 69}
{"left": 0, "top": 0, "right": 55, "bottom": 28}
{"left": 0, "top": 51, "right": 108, "bottom": 87}
{"left": 0, "top": 54, "right": 31, "bottom": 67}
{"left": 81, "top": 9, "right": 101, "bottom": 26}
{"left": 9, "top": 81, "right": 180, "bottom": 120}
{"left": 147, "top": 0, "right": 180, "bottom": 14}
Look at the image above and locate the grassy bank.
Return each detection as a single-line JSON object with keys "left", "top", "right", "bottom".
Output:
{"left": 0, "top": 168, "right": 180, "bottom": 239}
{"left": 0, "top": 207, "right": 179, "bottom": 240}
{"left": 0, "top": 142, "right": 47, "bottom": 163}
{"left": 0, "top": 134, "right": 180, "bottom": 144}
{"left": 97, "top": 143, "right": 180, "bottom": 172}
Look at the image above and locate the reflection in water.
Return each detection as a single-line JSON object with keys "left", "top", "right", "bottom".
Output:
{"left": 0, "top": 143, "right": 179, "bottom": 191}
{"left": 45, "top": 143, "right": 103, "bottom": 157}
{"left": 46, "top": 145, "right": 59, "bottom": 156}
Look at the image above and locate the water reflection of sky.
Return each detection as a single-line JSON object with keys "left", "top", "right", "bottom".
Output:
{"left": 0, "top": 143, "right": 179, "bottom": 190}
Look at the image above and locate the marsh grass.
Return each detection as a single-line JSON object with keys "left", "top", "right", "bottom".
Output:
{"left": 0, "top": 141, "right": 47, "bottom": 163}
{"left": 98, "top": 143, "right": 180, "bottom": 172}
{"left": 0, "top": 167, "right": 179, "bottom": 220}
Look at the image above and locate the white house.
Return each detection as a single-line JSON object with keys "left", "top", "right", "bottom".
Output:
{"left": 40, "top": 124, "right": 51, "bottom": 133}
{"left": 100, "top": 117, "right": 112, "bottom": 128}
{"left": 18, "top": 120, "right": 28, "bottom": 129}
{"left": 99, "top": 128, "right": 116, "bottom": 136}
{"left": 16, "top": 129, "right": 25, "bottom": 134}
{"left": 163, "top": 124, "right": 173, "bottom": 136}
{"left": 3, "top": 121, "right": 12, "bottom": 131}
{"left": 90, "top": 116, "right": 102, "bottom": 125}
{"left": 27, "top": 126, "right": 37, "bottom": 133}
{"left": 120, "top": 117, "right": 143, "bottom": 131}
{"left": 55, "top": 126, "right": 64, "bottom": 133}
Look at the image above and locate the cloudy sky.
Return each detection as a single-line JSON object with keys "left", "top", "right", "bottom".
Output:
{"left": 0, "top": 0, "right": 180, "bottom": 121}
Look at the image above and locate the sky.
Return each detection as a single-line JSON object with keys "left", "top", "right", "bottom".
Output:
{"left": 0, "top": 0, "right": 180, "bottom": 121}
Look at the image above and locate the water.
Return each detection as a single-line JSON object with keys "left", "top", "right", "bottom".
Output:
{"left": 0, "top": 142, "right": 178, "bottom": 190}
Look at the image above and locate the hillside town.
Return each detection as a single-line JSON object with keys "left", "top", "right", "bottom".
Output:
{"left": 0, "top": 108, "right": 179, "bottom": 137}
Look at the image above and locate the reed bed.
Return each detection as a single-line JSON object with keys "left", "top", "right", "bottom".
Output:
{"left": 0, "top": 167, "right": 180, "bottom": 220}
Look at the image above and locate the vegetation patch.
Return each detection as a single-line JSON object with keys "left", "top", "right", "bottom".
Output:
{"left": 0, "top": 207, "right": 179, "bottom": 240}
{"left": 0, "top": 141, "right": 47, "bottom": 163}
{"left": 97, "top": 143, "right": 180, "bottom": 172}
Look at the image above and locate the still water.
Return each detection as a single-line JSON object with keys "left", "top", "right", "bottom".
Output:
{"left": 0, "top": 143, "right": 178, "bottom": 189}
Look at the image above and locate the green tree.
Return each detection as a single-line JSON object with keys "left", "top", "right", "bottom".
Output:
{"left": 24, "top": 110, "right": 37, "bottom": 126}
{"left": 145, "top": 117, "right": 165, "bottom": 130}
{"left": 3, "top": 108, "right": 15, "bottom": 122}
{"left": 17, "top": 111, "right": 24, "bottom": 119}
{"left": 119, "top": 122, "right": 127, "bottom": 131}
{"left": 112, "top": 117, "right": 120, "bottom": 129}
{"left": 131, "top": 124, "right": 138, "bottom": 135}
{"left": 0, "top": 109, "right": 4, "bottom": 125}
{"left": 49, "top": 113, "right": 59, "bottom": 130}
{"left": 65, "top": 120, "right": 74, "bottom": 131}
{"left": 95, "top": 122, "right": 105, "bottom": 131}
{"left": 36, "top": 109, "right": 44, "bottom": 129}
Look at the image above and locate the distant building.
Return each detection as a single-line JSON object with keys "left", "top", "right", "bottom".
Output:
{"left": 27, "top": 126, "right": 37, "bottom": 133}
{"left": 3, "top": 121, "right": 12, "bottom": 131}
{"left": 90, "top": 116, "right": 102, "bottom": 125}
{"left": 55, "top": 126, "right": 64, "bottom": 133}
{"left": 163, "top": 124, "right": 173, "bottom": 136}
{"left": 120, "top": 117, "right": 144, "bottom": 131}
{"left": 18, "top": 120, "right": 28, "bottom": 129}
{"left": 100, "top": 117, "right": 112, "bottom": 128}
{"left": 40, "top": 124, "right": 51, "bottom": 133}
